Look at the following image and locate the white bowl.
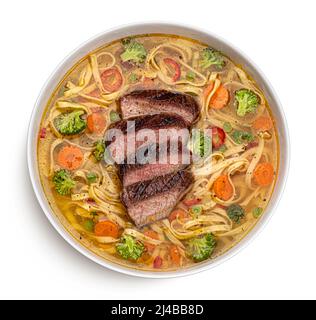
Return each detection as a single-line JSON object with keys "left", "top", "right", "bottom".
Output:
{"left": 27, "top": 22, "right": 290, "bottom": 278}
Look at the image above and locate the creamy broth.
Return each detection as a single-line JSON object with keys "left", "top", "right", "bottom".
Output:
{"left": 38, "top": 35, "right": 278, "bottom": 271}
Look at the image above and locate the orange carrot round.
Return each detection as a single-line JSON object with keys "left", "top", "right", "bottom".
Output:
{"left": 168, "top": 209, "right": 188, "bottom": 222}
{"left": 210, "top": 85, "right": 229, "bottom": 109}
{"left": 87, "top": 113, "right": 106, "bottom": 134}
{"left": 253, "top": 162, "right": 274, "bottom": 186}
{"left": 252, "top": 116, "right": 273, "bottom": 132}
{"left": 94, "top": 220, "right": 119, "bottom": 238}
{"left": 57, "top": 145, "right": 83, "bottom": 170}
{"left": 170, "top": 245, "right": 181, "bottom": 266}
{"left": 143, "top": 230, "right": 159, "bottom": 252}
{"left": 213, "top": 174, "right": 234, "bottom": 201}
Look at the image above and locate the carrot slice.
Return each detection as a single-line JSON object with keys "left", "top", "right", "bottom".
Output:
{"left": 210, "top": 85, "right": 229, "bottom": 109}
{"left": 213, "top": 174, "right": 234, "bottom": 201}
{"left": 87, "top": 113, "right": 106, "bottom": 134}
{"left": 170, "top": 245, "right": 181, "bottom": 266}
{"left": 143, "top": 230, "right": 159, "bottom": 252}
{"left": 253, "top": 162, "right": 274, "bottom": 186}
{"left": 57, "top": 145, "right": 83, "bottom": 170}
{"left": 94, "top": 220, "right": 119, "bottom": 238}
{"left": 252, "top": 116, "right": 273, "bottom": 132}
{"left": 204, "top": 82, "right": 214, "bottom": 98}
{"left": 168, "top": 209, "right": 188, "bottom": 222}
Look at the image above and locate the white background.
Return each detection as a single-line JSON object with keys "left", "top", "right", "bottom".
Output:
{"left": 0, "top": 0, "right": 315, "bottom": 300}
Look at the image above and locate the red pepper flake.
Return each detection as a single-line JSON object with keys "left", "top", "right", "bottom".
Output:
{"left": 183, "top": 198, "right": 202, "bottom": 207}
{"left": 39, "top": 127, "right": 47, "bottom": 139}
{"left": 245, "top": 141, "right": 259, "bottom": 150}
{"left": 85, "top": 198, "right": 96, "bottom": 205}
{"left": 153, "top": 256, "right": 163, "bottom": 269}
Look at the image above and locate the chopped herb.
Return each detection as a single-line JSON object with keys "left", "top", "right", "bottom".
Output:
{"left": 86, "top": 172, "right": 97, "bottom": 183}
{"left": 129, "top": 73, "right": 139, "bottom": 83}
{"left": 190, "top": 205, "right": 203, "bottom": 217}
{"left": 252, "top": 207, "right": 263, "bottom": 218}
{"left": 223, "top": 122, "right": 232, "bottom": 133}
{"left": 83, "top": 219, "right": 95, "bottom": 232}
{"left": 186, "top": 71, "right": 196, "bottom": 81}
{"left": 218, "top": 144, "right": 227, "bottom": 153}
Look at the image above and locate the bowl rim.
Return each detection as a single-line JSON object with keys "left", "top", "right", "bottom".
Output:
{"left": 27, "top": 21, "right": 290, "bottom": 278}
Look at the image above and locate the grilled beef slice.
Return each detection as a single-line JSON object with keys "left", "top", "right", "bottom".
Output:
{"left": 121, "top": 170, "right": 193, "bottom": 227}
{"left": 119, "top": 90, "right": 200, "bottom": 125}
{"left": 118, "top": 142, "right": 191, "bottom": 187}
{"left": 105, "top": 113, "right": 189, "bottom": 164}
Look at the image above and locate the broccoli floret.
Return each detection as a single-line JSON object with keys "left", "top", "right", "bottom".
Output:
{"left": 53, "top": 110, "right": 86, "bottom": 135}
{"left": 53, "top": 169, "right": 75, "bottom": 196}
{"left": 120, "top": 39, "right": 147, "bottom": 64}
{"left": 200, "top": 48, "right": 225, "bottom": 70}
{"left": 235, "top": 89, "right": 259, "bottom": 117}
{"left": 227, "top": 204, "right": 245, "bottom": 223}
{"left": 186, "top": 233, "right": 216, "bottom": 262}
{"left": 93, "top": 140, "right": 105, "bottom": 161}
{"left": 116, "top": 235, "right": 144, "bottom": 260}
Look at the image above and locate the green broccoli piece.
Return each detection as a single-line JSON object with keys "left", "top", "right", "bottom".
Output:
{"left": 53, "top": 110, "right": 86, "bottom": 135}
{"left": 200, "top": 47, "right": 225, "bottom": 70}
{"left": 235, "top": 89, "right": 259, "bottom": 117}
{"left": 116, "top": 235, "right": 144, "bottom": 260}
{"left": 93, "top": 140, "right": 105, "bottom": 161}
{"left": 227, "top": 204, "right": 245, "bottom": 223}
{"left": 186, "top": 233, "right": 216, "bottom": 262}
{"left": 120, "top": 39, "right": 147, "bottom": 64}
{"left": 231, "top": 130, "right": 254, "bottom": 144}
{"left": 53, "top": 169, "right": 75, "bottom": 196}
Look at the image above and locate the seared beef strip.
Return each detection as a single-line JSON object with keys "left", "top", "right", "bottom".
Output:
{"left": 105, "top": 113, "right": 189, "bottom": 164}
{"left": 119, "top": 90, "right": 200, "bottom": 125}
{"left": 118, "top": 142, "right": 191, "bottom": 187}
{"left": 121, "top": 170, "right": 193, "bottom": 227}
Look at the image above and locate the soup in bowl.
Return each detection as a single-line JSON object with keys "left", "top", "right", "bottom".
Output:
{"left": 28, "top": 23, "right": 289, "bottom": 277}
